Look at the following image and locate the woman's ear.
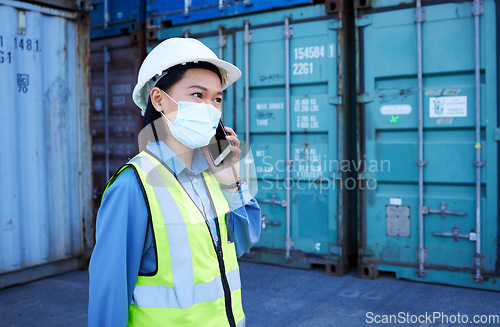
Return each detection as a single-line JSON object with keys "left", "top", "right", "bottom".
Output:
{"left": 150, "top": 87, "right": 163, "bottom": 112}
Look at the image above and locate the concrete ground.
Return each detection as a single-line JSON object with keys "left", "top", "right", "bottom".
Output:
{"left": 0, "top": 262, "right": 499, "bottom": 327}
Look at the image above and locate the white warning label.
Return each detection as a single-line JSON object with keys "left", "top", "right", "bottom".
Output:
{"left": 380, "top": 104, "right": 412, "bottom": 116}
{"left": 429, "top": 96, "right": 467, "bottom": 118}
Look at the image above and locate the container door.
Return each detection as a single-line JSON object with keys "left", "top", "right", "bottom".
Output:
{"left": 0, "top": 1, "right": 92, "bottom": 287}
{"left": 235, "top": 10, "right": 351, "bottom": 274}
{"left": 357, "top": 1, "right": 498, "bottom": 290}
{"left": 157, "top": 4, "right": 354, "bottom": 274}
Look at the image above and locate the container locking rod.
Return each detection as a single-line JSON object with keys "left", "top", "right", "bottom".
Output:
{"left": 261, "top": 214, "right": 282, "bottom": 229}
{"left": 256, "top": 194, "right": 287, "bottom": 208}
{"left": 415, "top": 0, "right": 426, "bottom": 277}
{"left": 472, "top": 0, "right": 484, "bottom": 283}
{"left": 422, "top": 202, "right": 467, "bottom": 218}
{"left": 432, "top": 226, "right": 477, "bottom": 242}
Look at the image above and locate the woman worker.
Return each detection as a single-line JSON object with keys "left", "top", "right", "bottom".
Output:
{"left": 88, "top": 37, "right": 261, "bottom": 327}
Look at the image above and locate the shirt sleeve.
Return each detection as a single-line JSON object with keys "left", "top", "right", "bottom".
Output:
{"left": 221, "top": 182, "right": 262, "bottom": 257}
{"left": 88, "top": 168, "right": 148, "bottom": 327}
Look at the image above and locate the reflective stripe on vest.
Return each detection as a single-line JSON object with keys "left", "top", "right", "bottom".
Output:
{"left": 132, "top": 267, "right": 241, "bottom": 309}
{"left": 108, "top": 151, "right": 244, "bottom": 326}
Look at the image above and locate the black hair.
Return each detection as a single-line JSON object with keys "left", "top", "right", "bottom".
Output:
{"left": 142, "top": 62, "right": 223, "bottom": 127}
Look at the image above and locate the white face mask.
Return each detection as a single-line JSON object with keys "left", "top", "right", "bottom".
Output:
{"left": 160, "top": 90, "right": 222, "bottom": 149}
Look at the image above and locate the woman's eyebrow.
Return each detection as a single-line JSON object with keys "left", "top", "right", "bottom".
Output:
{"left": 188, "top": 85, "right": 223, "bottom": 95}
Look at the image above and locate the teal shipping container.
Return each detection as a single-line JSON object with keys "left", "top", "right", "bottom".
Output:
{"left": 355, "top": 0, "right": 499, "bottom": 290}
{"left": 153, "top": 2, "right": 356, "bottom": 275}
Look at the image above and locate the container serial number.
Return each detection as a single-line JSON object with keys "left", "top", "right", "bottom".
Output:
{"left": 293, "top": 62, "right": 313, "bottom": 75}
{"left": 14, "top": 37, "right": 40, "bottom": 51}
{"left": 0, "top": 51, "right": 12, "bottom": 64}
{"left": 294, "top": 46, "right": 324, "bottom": 60}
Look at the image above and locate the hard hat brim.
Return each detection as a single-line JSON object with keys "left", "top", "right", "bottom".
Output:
{"left": 133, "top": 57, "right": 241, "bottom": 113}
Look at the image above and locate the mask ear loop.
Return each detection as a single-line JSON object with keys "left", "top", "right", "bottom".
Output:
{"left": 154, "top": 105, "right": 179, "bottom": 180}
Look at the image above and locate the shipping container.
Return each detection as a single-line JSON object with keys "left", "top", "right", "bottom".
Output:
{"left": 355, "top": 0, "right": 500, "bottom": 290}
{"left": 0, "top": 0, "right": 92, "bottom": 288}
{"left": 90, "top": 0, "right": 146, "bottom": 39}
{"left": 147, "top": 0, "right": 318, "bottom": 28}
{"left": 90, "top": 34, "right": 145, "bottom": 216}
{"left": 154, "top": 2, "right": 356, "bottom": 275}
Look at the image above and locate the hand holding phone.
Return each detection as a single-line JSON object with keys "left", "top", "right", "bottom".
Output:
{"left": 207, "top": 120, "right": 233, "bottom": 166}
{"left": 201, "top": 121, "right": 242, "bottom": 190}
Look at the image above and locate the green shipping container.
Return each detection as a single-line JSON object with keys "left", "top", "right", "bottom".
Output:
{"left": 154, "top": 3, "right": 356, "bottom": 275}
{"left": 355, "top": 0, "right": 499, "bottom": 290}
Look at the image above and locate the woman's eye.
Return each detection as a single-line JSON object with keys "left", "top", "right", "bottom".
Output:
{"left": 214, "top": 97, "right": 222, "bottom": 103}
{"left": 193, "top": 92, "right": 202, "bottom": 98}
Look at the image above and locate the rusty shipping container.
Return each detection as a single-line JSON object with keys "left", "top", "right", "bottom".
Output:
{"left": 90, "top": 33, "right": 146, "bottom": 213}
{"left": 0, "top": 0, "right": 92, "bottom": 288}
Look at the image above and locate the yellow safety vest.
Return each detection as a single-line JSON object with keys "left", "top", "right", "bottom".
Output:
{"left": 104, "top": 150, "right": 245, "bottom": 327}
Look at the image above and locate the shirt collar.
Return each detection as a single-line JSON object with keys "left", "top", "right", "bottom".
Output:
{"left": 146, "top": 141, "right": 209, "bottom": 176}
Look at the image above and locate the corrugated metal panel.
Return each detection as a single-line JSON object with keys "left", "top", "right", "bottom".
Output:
{"left": 0, "top": 0, "right": 92, "bottom": 288}
{"left": 90, "top": 0, "right": 146, "bottom": 39}
{"left": 147, "top": 0, "right": 316, "bottom": 28}
{"left": 90, "top": 35, "right": 145, "bottom": 211}
{"left": 355, "top": 0, "right": 499, "bottom": 290}
{"left": 156, "top": 3, "right": 356, "bottom": 275}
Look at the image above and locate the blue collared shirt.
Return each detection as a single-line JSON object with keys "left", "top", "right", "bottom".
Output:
{"left": 88, "top": 141, "right": 261, "bottom": 327}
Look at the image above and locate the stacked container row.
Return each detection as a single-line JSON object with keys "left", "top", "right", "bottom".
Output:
{"left": 0, "top": 0, "right": 92, "bottom": 288}
{"left": 90, "top": 34, "right": 146, "bottom": 217}
{"left": 89, "top": 0, "right": 500, "bottom": 291}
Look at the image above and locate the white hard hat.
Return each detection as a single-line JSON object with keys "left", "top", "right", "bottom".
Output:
{"left": 133, "top": 37, "right": 241, "bottom": 115}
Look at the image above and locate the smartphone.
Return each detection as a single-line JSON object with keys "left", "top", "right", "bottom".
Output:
{"left": 207, "top": 120, "right": 233, "bottom": 166}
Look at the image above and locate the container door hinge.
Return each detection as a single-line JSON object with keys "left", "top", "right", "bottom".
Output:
{"left": 284, "top": 17, "right": 293, "bottom": 39}
{"left": 244, "top": 0, "right": 253, "bottom": 6}
{"left": 494, "top": 128, "right": 500, "bottom": 141}
{"left": 422, "top": 202, "right": 466, "bottom": 218}
{"left": 329, "top": 96, "right": 342, "bottom": 105}
{"left": 261, "top": 214, "right": 281, "bottom": 229}
{"left": 244, "top": 21, "right": 252, "bottom": 44}
{"left": 256, "top": 194, "right": 287, "bottom": 207}
{"left": 473, "top": 160, "right": 486, "bottom": 167}
{"left": 355, "top": 15, "right": 372, "bottom": 27}
{"left": 471, "top": 0, "right": 484, "bottom": 17}
{"left": 357, "top": 93, "right": 373, "bottom": 103}
{"left": 432, "top": 226, "right": 476, "bottom": 242}
{"left": 415, "top": 7, "right": 425, "bottom": 24}
{"left": 218, "top": 25, "right": 227, "bottom": 49}
{"left": 219, "top": 0, "right": 225, "bottom": 12}
{"left": 416, "top": 160, "right": 427, "bottom": 167}
{"left": 184, "top": 0, "right": 191, "bottom": 17}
